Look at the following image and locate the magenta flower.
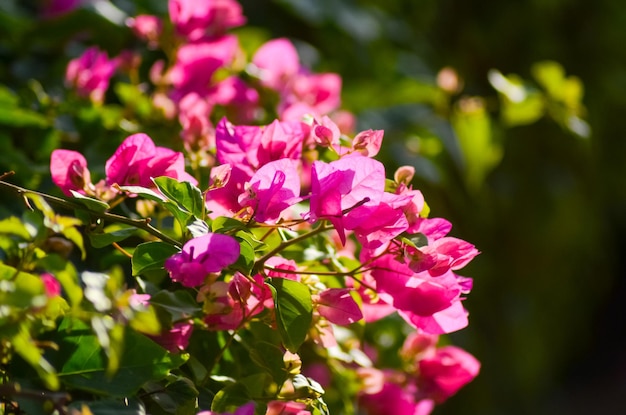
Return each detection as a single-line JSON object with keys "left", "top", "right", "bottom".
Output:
{"left": 50, "top": 149, "right": 92, "bottom": 196}
{"left": 169, "top": 0, "right": 245, "bottom": 40}
{"left": 283, "top": 72, "right": 342, "bottom": 117}
{"left": 366, "top": 252, "right": 471, "bottom": 334}
{"left": 149, "top": 321, "right": 194, "bottom": 353}
{"left": 316, "top": 288, "right": 363, "bottom": 325}
{"left": 209, "top": 76, "right": 260, "bottom": 123}
{"left": 41, "top": 0, "right": 82, "bottom": 19}
{"left": 352, "top": 129, "right": 384, "bottom": 157}
{"left": 167, "top": 36, "right": 239, "bottom": 100}
{"left": 252, "top": 38, "right": 300, "bottom": 91}
{"left": 126, "top": 15, "right": 162, "bottom": 48}
{"left": 266, "top": 400, "right": 310, "bottom": 415}
{"left": 238, "top": 158, "right": 301, "bottom": 223}
{"left": 165, "top": 233, "right": 240, "bottom": 287}
{"left": 65, "top": 46, "right": 117, "bottom": 103}
{"left": 41, "top": 273, "right": 61, "bottom": 298}
{"left": 308, "top": 154, "right": 385, "bottom": 244}
{"left": 105, "top": 133, "right": 197, "bottom": 188}
{"left": 417, "top": 346, "right": 480, "bottom": 403}
{"left": 358, "top": 381, "right": 434, "bottom": 415}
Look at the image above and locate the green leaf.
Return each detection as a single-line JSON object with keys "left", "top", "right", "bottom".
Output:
{"left": 150, "top": 290, "right": 202, "bottom": 321}
{"left": 268, "top": 278, "right": 313, "bottom": 353}
{"left": 52, "top": 318, "right": 187, "bottom": 396}
{"left": 211, "top": 374, "right": 268, "bottom": 413}
{"left": 61, "top": 226, "right": 86, "bottom": 259}
{"left": 231, "top": 238, "right": 255, "bottom": 276}
{"left": 132, "top": 241, "right": 180, "bottom": 276}
{"left": 88, "top": 226, "right": 137, "bottom": 248}
{"left": 116, "top": 185, "right": 166, "bottom": 202}
{"left": 211, "top": 216, "right": 248, "bottom": 234}
{"left": 144, "top": 376, "right": 199, "bottom": 415}
{"left": 153, "top": 177, "right": 204, "bottom": 218}
{"left": 248, "top": 341, "right": 288, "bottom": 384}
{"left": 69, "top": 397, "right": 146, "bottom": 415}
{"left": 0, "top": 216, "right": 32, "bottom": 240}
{"left": 0, "top": 107, "right": 50, "bottom": 128}
{"left": 9, "top": 324, "right": 59, "bottom": 390}
{"left": 69, "top": 191, "right": 111, "bottom": 213}
{"left": 0, "top": 263, "right": 46, "bottom": 309}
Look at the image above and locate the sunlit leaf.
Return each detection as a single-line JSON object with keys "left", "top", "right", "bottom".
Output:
{"left": 268, "top": 278, "right": 313, "bottom": 353}
{"left": 153, "top": 177, "right": 204, "bottom": 218}
{"left": 88, "top": 226, "right": 137, "bottom": 248}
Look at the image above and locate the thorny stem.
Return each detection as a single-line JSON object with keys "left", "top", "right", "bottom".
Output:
{"left": 0, "top": 177, "right": 182, "bottom": 248}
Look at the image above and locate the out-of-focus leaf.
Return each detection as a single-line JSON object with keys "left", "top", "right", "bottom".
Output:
{"left": 0, "top": 263, "right": 45, "bottom": 309}
{"left": 68, "top": 398, "right": 146, "bottom": 415}
{"left": 53, "top": 318, "right": 187, "bottom": 396}
{"left": 132, "top": 241, "right": 180, "bottom": 276}
{"left": 268, "top": 278, "right": 313, "bottom": 353}
{"left": 9, "top": 323, "right": 59, "bottom": 390}
{"left": 0, "top": 216, "right": 32, "bottom": 240}
{"left": 150, "top": 290, "right": 202, "bottom": 321}
{"left": 452, "top": 97, "right": 503, "bottom": 191}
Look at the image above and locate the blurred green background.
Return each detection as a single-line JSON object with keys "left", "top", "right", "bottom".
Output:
{"left": 2, "top": 0, "right": 626, "bottom": 413}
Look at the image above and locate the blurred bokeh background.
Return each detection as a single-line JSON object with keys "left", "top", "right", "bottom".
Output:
{"left": 2, "top": 0, "right": 626, "bottom": 413}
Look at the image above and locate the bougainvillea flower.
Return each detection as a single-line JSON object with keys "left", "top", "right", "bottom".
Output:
{"left": 316, "top": 288, "right": 363, "bottom": 325}
{"left": 352, "top": 129, "right": 384, "bottom": 157}
{"left": 50, "top": 149, "right": 92, "bottom": 196}
{"left": 308, "top": 154, "right": 385, "bottom": 244}
{"left": 65, "top": 46, "right": 117, "bottom": 103}
{"left": 406, "top": 238, "right": 479, "bottom": 276}
{"left": 41, "top": 273, "right": 61, "bottom": 297}
{"left": 204, "top": 273, "right": 271, "bottom": 330}
{"left": 178, "top": 92, "right": 214, "bottom": 149}
{"left": 149, "top": 320, "right": 194, "bottom": 353}
{"left": 126, "top": 15, "right": 162, "bottom": 48}
{"left": 238, "top": 158, "right": 301, "bottom": 223}
{"left": 365, "top": 252, "right": 471, "bottom": 334}
{"left": 351, "top": 192, "right": 414, "bottom": 251}
{"left": 215, "top": 117, "right": 262, "bottom": 179}
{"left": 311, "top": 116, "right": 341, "bottom": 149}
{"left": 105, "top": 133, "right": 197, "bottom": 188}
{"left": 358, "top": 381, "right": 434, "bottom": 415}
{"left": 252, "top": 38, "right": 300, "bottom": 91}
{"left": 169, "top": 0, "right": 245, "bottom": 40}
{"left": 266, "top": 400, "right": 310, "bottom": 415}
{"left": 283, "top": 72, "right": 342, "bottom": 117}
{"left": 167, "top": 35, "right": 239, "bottom": 100}
{"left": 209, "top": 76, "right": 259, "bottom": 123}
{"left": 417, "top": 345, "right": 480, "bottom": 403}
{"left": 164, "top": 233, "right": 240, "bottom": 287}
{"left": 257, "top": 119, "right": 307, "bottom": 167}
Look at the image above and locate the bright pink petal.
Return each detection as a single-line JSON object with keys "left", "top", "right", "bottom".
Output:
{"left": 317, "top": 288, "right": 363, "bottom": 325}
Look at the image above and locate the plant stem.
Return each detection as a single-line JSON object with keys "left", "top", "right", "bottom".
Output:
{"left": 0, "top": 178, "right": 182, "bottom": 248}
{"left": 255, "top": 222, "right": 332, "bottom": 270}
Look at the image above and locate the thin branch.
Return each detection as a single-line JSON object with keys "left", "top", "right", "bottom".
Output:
{"left": 0, "top": 179, "right": 182, "bottom": 247}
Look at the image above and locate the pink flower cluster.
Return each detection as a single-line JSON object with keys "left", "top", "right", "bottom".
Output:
{"left": 358, "top": 333, "right": 480, "bottom": 415}
{"left": 53, "top": 1, "right": 481, "bottom": 413}
{"left": 50, "top": 133, "right": 196, "bottom": 198}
